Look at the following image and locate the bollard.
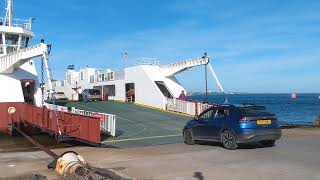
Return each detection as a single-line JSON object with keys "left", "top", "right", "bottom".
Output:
{"left": 55, "top": 151, "right": 86, "bottom": 177}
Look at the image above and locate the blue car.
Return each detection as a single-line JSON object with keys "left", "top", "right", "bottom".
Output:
{"left": 183, "top": 104, "right": 281, "bottom": 150}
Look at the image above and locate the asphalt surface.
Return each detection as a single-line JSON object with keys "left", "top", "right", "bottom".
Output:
{"left": 1, "top": 128, "right": 320, "bottom": 180}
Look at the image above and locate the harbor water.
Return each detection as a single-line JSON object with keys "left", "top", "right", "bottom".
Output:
{"left": 188, "top": 93, "right": 320, "bottom": 125}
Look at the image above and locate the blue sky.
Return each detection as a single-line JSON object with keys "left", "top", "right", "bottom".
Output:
{"left": 12, "top": 0, "right": 320, "bottom": 93}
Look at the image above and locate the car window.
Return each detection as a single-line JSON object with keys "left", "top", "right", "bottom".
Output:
{"left": 199, "top": 109, "right": 215, "bottom": 120}
{"left": 213, "top": 108, "right": 228, "bottom": 118}
{"left": 240, "top": 108, "right": 273, "bottom": 117}
{"left": 90, "top": 89, "right": 101, "bottom": 95}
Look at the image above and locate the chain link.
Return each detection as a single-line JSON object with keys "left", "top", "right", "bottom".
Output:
{"left": 41, "top": 59, "right": 45, "bottom": 106}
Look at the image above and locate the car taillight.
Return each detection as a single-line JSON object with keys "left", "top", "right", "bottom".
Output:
{"left": 239, "top": 117, "right": 248, "bottom": 122}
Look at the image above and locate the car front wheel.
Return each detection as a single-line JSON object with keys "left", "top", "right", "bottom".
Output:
{"left": 221, "top": 130, "right": 238, "bottom": 150}
{"left": 183, "top": 129, "right": 195, "bottom": 145}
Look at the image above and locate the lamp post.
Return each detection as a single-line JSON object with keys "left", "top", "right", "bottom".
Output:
{"left": 203, "top": 52, "right": 209, "bottom": 103}
{"left": 123, "top": 52, "right": 127, "bottom": 79}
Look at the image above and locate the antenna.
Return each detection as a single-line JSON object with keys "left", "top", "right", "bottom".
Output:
{"left": 4, "top": 0, "right": 13, "bottom": 26}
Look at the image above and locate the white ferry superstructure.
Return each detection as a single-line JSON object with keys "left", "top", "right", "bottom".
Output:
{"left": 49, "top": 54, "right": 223, "bottom": 109}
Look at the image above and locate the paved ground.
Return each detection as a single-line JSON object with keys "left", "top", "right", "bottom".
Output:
{"left": 1, "top": 128, "right": 320, "bottom": 180}
{"left": 65, "top": 101, "right": 190, "bottom": 148}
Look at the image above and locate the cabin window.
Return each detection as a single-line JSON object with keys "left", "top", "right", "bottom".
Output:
{"left": 0, "top": 35, "right": 3, "bottom": 54}
{"left": 90, "top": 75, "right": 94, "bottom": 83}
{"left": 25, "top": 37, "right": 29, "bottom": 47}
{"left": 67, "top": 74, "right": 71, "bottom": 84}
{"left": 80, "top": 72, "right": 84, "bottom": 80}
{"left": 101, "top": 74, "right": 105, "bottom": 81}
{"left": 20, "top": 36, "right": 29, "bottom": 47}
{"left": 155, "top": 81, "right": 173, "bottom": 98}
{"left": 5, "top": 34, "right": 19, "bottom": 45}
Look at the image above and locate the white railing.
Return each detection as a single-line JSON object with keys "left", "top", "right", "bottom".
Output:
{"left": 138, "top": 58, "right": 160, "bottom": 65}
{"left": 160, "top": 56, "right": 209, "bottom": 77}
{"left": 0, "top": 17, "right": 32, "bottom": 30}
{"left": 197, "top": 103, "right": 214, "bottom": 115}
{"left": 44, "top": 103, "right": 116, "bottom": 137}
{"left": 166, "top": 98, "right": 214, "bottom": 116}
{"left": 70, "top": 107, "right": 116, "bottom": 137}
{"left": 44, "top": 103, "right": 69, "bottom": 112}
{"left": 166, "top": 98, "right": 196, "bottom": 116}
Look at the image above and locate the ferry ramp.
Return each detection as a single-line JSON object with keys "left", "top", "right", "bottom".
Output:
{"left": 65, "top": 101, "right": 191, "bottom": 148}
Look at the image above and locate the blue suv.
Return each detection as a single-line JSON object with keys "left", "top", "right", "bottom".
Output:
{"left": 183, "top": 104, "right": 281, "bottom": 150}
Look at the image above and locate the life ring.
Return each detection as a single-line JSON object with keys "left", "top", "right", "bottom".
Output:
{"left": 8, "top": 107, "right": 16, "bottom": 115}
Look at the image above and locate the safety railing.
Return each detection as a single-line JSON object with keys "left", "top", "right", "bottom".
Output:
{"left": 160, "top": 56, "right": 209, "bottom": 76}
{"left": 70, "top": 107, "right": 116, "bottom": 137}
{"left": 0, "top": 17, "right": 32, "bottom": 30}
{"left": 166, "top": 98, "right": 214, "bottom": 116}
{"left": 166, "top": 98, "right": 196, "bottom": 116}
{"left": 44, "top": 103, "right": 116, "bottom": 137}
{"left": 197, "top": 103, "right": 214, "bottom": 116}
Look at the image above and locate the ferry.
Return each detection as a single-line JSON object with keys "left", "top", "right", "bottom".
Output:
{"left": 47, "top": 54, "right": 223, "bottom": 110}
{"left": 0, "top": 0, "right": 224, "bottom": 147}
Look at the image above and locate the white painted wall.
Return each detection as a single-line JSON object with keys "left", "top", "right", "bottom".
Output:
{"left": 126, "top": 65, "right": 167, "bottom": 109}
{"left": 0, "top": 59, "right": 42, "bottom": 106}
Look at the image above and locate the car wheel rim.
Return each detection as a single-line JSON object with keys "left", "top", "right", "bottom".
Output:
{"left": 223, "top": 132, "right": 233, "bottom": 148}
{"left": 185, "top": 130, "right": 192, "bottom": 143}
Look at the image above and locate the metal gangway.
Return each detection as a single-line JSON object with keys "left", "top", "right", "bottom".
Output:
{"left": 160, "top": 55, "right": 209, "bottom": 77}
{"left": 160, "top": 53, "right": 224, "bottom": 93}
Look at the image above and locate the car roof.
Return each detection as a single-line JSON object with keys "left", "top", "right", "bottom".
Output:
{"left": 205, "top": 103, "right": 265, "bottom": 110}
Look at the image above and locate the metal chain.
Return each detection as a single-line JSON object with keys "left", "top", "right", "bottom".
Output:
{"left": 41, "top": 59, "right": 45, "bottom": 106}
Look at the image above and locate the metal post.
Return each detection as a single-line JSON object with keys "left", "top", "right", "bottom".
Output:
{"left": 204, "top": 64, "right": 208, "bottom": 103}
{"left": 42, "top": 44, "right": 54, "bottom": 99}
{"left": 123, "top": 52, "right": 127, "bottom": 79}
{"left": 5, "top": 0, "right": 13, "bottom": 26}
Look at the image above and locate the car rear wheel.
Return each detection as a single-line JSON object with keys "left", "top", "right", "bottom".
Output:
{"left": 261, "top": 140, "right": 275, "bottom": 147}
{"left": 183, "top": 129, "right": 195, "bottom": 145}
{"left": 221, "top": 130, "right": 238, "bottom": 150}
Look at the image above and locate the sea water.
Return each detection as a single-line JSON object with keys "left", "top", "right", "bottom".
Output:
{"left": 188, "top": 93, "right": 320, "bottom": 124}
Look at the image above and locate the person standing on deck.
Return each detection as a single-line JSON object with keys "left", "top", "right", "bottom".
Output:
{"left": 178, "top": 90, "right": 187, "bottom": 101}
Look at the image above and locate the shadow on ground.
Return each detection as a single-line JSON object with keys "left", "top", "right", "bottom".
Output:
{"left": 195, "top": 140, "right": 275, "bottom": 149}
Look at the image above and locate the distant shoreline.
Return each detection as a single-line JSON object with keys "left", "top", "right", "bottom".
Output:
{"left": 188, "top": 92, "right": 320, "bottom": 96}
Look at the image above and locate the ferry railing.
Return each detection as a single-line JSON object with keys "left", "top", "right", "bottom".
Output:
{"left": 166, "top": 98, "right": 196, "bottom": 116}
{"left": 166, "top": 98, "right": 214, "bottom": 116}
{"left": 70, "top": 107, "right": 116, "bottom": 137}
{"left": 44, "top": 103, "right": 116, "bottom": 137}
{"left": 0, "top": 17, "right": 32, "bottom": 30}
{"left": 197, "top": 103, "right": 214, "bottom": 115}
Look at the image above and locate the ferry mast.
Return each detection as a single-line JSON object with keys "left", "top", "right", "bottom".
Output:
{"left": 4, "top": 0, "right": 13, "bottom": 26}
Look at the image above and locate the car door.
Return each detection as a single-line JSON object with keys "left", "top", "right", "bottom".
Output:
{"left": 192, "top": 108, "right": 216, "bottom": 139}
{"left": 195, "top": 107, "right": 226, "bottom": 140}
{"left": 207, "top": 107, "right": 229, "bottom": 140}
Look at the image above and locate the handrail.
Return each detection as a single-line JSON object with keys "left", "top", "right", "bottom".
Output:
{"left": 166, "top": 98, "right": 213, "bottom": 116}
{"left": 0, "top": 17, "right": 32, "bottom": 30}
{"left": 44, "top": 102, "right": 117, "bottom": 137}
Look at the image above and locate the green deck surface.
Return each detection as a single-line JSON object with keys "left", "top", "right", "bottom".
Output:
{"left": 65, "top": 101, "right": 190, "bottom": 148}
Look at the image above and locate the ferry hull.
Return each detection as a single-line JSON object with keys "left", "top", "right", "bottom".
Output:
{"left": 0, "top": 102, "right": 102, "bottom": 144}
